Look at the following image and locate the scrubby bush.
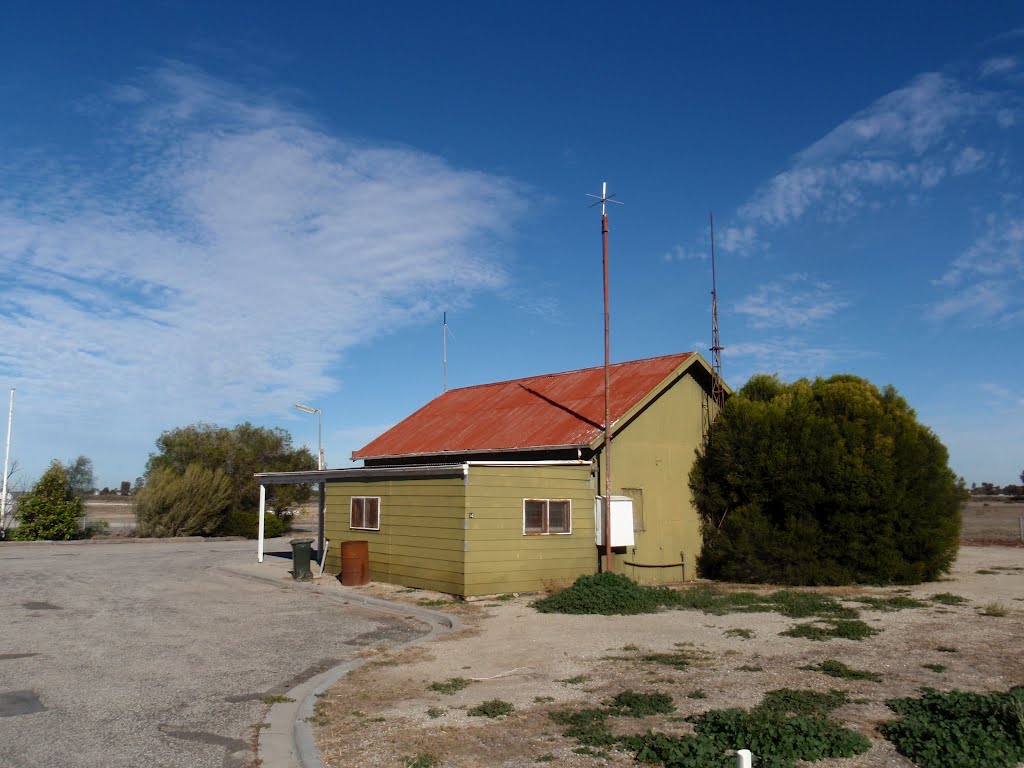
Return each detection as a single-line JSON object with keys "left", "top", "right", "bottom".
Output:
{"left": 691, "top": 374, "right": 966, "bottom": 585}
{"left": 135, "top": 464, "right": 233, "bottom": 536}
{"left": 13, "top": 462, "right": 85, "bottom": 540}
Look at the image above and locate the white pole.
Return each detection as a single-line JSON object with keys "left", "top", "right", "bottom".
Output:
{"left": 1, "top": 388, "right": 14, "bottom": 533}
{"left": 736, "top": 749, "right": 752, "bottom": 768}
{"left": 257, "top": 484, "right": 266, "bottom": 563}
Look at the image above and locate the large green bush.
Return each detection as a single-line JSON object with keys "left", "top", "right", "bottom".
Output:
{"left": 13, "top": 463, "right": 85, "bottom": 541}
{"left": 690, "top": 374, "right": 965, "bottom": 585}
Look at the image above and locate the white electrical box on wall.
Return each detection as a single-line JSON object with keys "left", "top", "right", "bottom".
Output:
{"left": 594, "top": 496, "right": 635, "bottom": 547}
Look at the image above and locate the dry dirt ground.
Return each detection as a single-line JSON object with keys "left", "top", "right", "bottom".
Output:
{"left": 961, "top": 497, "right": 1024, "bottom": 542}
{"left": 313, "top": 545, "right": 1023, "bottom": 768}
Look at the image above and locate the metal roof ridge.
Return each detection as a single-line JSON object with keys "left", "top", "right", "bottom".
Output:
{"left": 440, "top": 351, "right": 694, "bottom": 394}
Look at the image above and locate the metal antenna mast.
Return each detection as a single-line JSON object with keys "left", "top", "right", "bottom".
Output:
{"left": 442, "top": 313, "right": 455, "bottom": 393}
{"left": 587, "top": 182, "right": 623, "bottom": 572}
{"left": 709, "top": 212, "right": 725, "bottom": 411}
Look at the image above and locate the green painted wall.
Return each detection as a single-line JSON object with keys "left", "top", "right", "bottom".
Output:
{"left": 324, "top": 476, "right": 467, "bottom": 593}
{"left": 464, "top": 464, "right": 596, "bottom": 596}
{"left": 599, "top": 372, "right": 707, "bottom": 584}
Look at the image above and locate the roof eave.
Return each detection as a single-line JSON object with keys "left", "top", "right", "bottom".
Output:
{"left": 353, "top": 443, "right": 587, "bottom": 462}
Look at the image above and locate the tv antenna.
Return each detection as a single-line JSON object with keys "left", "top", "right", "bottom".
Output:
{"left": 587, "top": 181, "right": 623, "bottom": 573}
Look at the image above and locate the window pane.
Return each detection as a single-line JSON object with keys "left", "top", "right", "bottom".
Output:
{"left": 350, "top": 497, "right": 364, "bottom": 529}
{"left": 548, "top": 501, "right": 570, "bottom": 533}
{"left": 524, "top": 500, "right": 545, "bottom": 532}
{"left": 365, "top": 498, "right": 380, "bottom": 530}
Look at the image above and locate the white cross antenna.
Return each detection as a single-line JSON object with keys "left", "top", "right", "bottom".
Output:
{"left": 586, "top": 181, "right": 625, "bottom": 215}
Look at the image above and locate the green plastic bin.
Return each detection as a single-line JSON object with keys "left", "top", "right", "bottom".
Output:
{"left": 290, "top": 538, "right": 314, "bottom": 580}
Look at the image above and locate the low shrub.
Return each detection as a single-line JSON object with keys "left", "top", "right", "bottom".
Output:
{"left": 467, "top": 699, "right": 513, "bottom": 718}
{"left": 532, "top": 572, "right": 676, "bottom": 615}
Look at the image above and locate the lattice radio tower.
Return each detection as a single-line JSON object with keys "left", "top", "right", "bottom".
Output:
{"left": 709, "top": 211, "right": 725, "bottom": 411}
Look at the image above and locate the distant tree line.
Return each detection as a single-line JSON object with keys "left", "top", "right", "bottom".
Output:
{"left": 970, "top": 480, "right": 1024, "bottom": 497}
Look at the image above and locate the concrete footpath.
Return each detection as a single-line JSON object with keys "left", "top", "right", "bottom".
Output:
{"left": 222, "top": 552, "right": 462, "bottom": 768}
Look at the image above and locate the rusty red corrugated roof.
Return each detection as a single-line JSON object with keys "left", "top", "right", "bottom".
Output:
{"left": 353, "top": 352, "right": 697, "bottom": 460}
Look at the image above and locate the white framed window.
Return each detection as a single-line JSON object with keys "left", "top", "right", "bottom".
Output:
{"left": 523, "top": 499, "right": 572, "bottom": 535}
{"left": 350, "top": 496, "right": 380, "bottom": 531}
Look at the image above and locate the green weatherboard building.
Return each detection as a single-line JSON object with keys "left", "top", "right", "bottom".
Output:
{"left": 258, "top": 352, "right": 724, "bottom": 596}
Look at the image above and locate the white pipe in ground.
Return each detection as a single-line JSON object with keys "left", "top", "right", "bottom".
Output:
{"left": 736, "top": 749, "right": 752, "bottom": 768}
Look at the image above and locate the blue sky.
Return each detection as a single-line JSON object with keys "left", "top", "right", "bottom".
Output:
{"left": 1, "top": 2, "right": 1022, "bottom": 488}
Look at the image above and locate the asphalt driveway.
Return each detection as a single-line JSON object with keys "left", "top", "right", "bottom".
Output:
{"left": 0, "top": 539, "right": 426, "bottom": 768}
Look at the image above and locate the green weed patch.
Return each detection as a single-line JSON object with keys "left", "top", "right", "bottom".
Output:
{"left": 551, "top": 687, "right": 868, "bottom": 768}
{"left": 532, "top": 573, "right": 861, "bottom": 622}
{"left": 929, "top": 592, "right": 968, "bottom": 605}
{"left": 852, "top": 595, "right": 928, "bottom": 611}
{"left": 429, "top": 677, "right": 471, "bottom": 695}
{"left": 782, "top": 619, "right": 880, "bottom": 641}
{"left": 724, "top": 628, "right": 754, "bottom": 639}
{"left": 467, "top": 699, "right": 514, "bottom": 718}
{"left": 804, "top": 659, "right": 881, "bottom": 682}
{"left": 880, "top": 687, "right": 1024, "bottom": 768}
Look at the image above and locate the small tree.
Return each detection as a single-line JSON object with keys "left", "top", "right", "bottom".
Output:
{"left": 65, "top": 455, "right": 95, "bottom": 498}
{"left": 13, "top": 462, "right": 85, "bottom": 541}
{"left": 691, "top": 374, "right": 966, "bottom": 585}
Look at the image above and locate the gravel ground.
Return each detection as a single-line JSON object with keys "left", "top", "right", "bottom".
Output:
{"left": 0, "top": 538, "right": 425, "bottom": 768}
{"left": 314, "top": 545, "right": 1024, "bottom": 768}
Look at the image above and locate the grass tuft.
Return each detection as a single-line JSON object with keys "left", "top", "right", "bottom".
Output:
{"left": 467, "top": 699, "right": 514, "bottom": 718}
{"left": 429, "top": 677, "right": 471, "bottom": 695}
{"left": 805, "top": 659, "right": 882, "bottom": 682}
{"left": 929, "top": 592, "right": 968, "bottom": 606}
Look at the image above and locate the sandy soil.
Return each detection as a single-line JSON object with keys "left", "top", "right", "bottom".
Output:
{"left": 313, "top": 545, "right": 1024, "bottom": 768}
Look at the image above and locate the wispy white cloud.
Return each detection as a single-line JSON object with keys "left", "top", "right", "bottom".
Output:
{"left": 720, "top": 72, "right": 1007, "bottom": 252}
{"left": 661, "top": 243, "right": 707, "bottom": 263}
{"left": 734, "top": 274, "right": 850, "bottom": 329}
{"left": 980, "top": 55, "right": 1018, "bottom": 78}
{"left": 723, "top": 337, "right": 865, "bottom": 385}
{"left": 932, "top": 212, "right": 1024, "bottom": 324}
{"left": 0, "top": 63, "right": 526, "bottom": 446}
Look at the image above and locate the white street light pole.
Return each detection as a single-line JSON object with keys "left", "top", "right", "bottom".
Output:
{"left": 294, "top": 402, "right": 326, "bottom": 565}
{"left": 1, "top": 388, "right": 14, "bottom": 534}
{"left": 293, "top": 403, "right": 323, "bottom": 470}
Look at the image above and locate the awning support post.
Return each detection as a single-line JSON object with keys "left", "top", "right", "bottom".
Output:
{"left": 257, "top": 484, "right": 266, "bottom": 563}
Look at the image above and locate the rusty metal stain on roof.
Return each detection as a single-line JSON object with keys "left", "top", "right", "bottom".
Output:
{"left": 354, "top": 352, "right": 695, "bottom": 459}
